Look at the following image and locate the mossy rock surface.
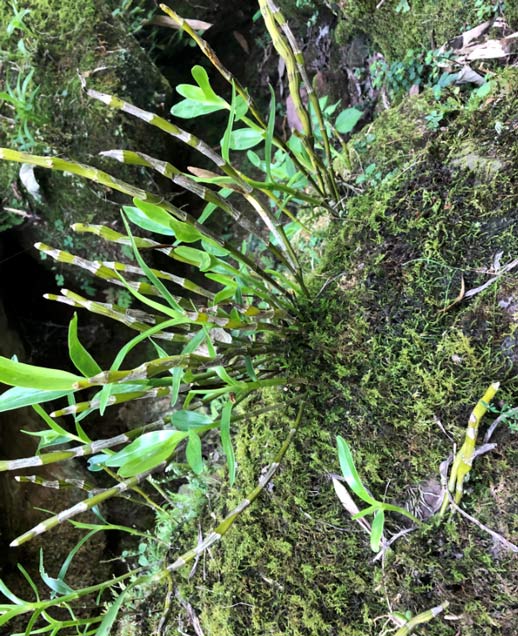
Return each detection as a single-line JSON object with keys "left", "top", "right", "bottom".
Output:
{"left": 335, "top": 1, "right": 518, "bottom": 61}
{"left": 148, "top": 72, "right": 518, "bottom": 635}
{"left": 0, "top": 0, "right": 170, "bottom": 283}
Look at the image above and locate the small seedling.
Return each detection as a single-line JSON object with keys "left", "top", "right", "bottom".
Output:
{"left": 334, "top": 436, "right": 420, "bottom": 552}
{"left": 378, "top": 601, "right": 450, "bottom": 636}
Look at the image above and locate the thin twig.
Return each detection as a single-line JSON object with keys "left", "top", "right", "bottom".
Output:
{"left": 156, "top": 572, "right": 174, "bottom": 636}
{"left": 434, "top": 415, "right": 455, "bottom": 442}
{"left": 372, "top": 527, "right": 416, "bottom": 563}
{"left": 174, "top": 589, "right": 206, "bottom": 636}
{"left": 483, "top": 406, "right": 518, "bottom": 443}
{"left": 447, "top": 493, "right": 518, "bottom": 553}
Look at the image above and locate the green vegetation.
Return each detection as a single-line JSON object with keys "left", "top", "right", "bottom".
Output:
{"left": 334, "top": 0, "right": 515, "bottom": 62}
{"left": 0, "top": 1, "right": 517, "bottom": 635}
{"left": 0, "top": 0, "right": 170, "bottom": 284}
{"left": 164, "top": 66, "right": 518, "bottom": 635}
{"left": 0, "top": 2, "right": 350, "bottom": 633}
{"left": 335, "top": 436, "right": 421, "bottom": 552}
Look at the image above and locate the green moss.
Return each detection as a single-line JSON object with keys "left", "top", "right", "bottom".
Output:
{"left": 147, "top": 70, "right": 518, "bottom": 635}
{"left": 0, "top": 0, "right": 170, "bottom": 283}
{"left": 335, "top": 0, "right": 517, "bottom": 62}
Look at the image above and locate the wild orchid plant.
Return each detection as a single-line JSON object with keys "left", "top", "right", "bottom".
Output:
{"left": 0, "top": 2, "right": 361, "bottom": 633}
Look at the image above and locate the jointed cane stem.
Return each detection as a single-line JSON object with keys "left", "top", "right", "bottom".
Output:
{"left": 440, "top": 382, "right": 500, "bottom": 515}
{"left": 158, "top": 3, "right": 324, "bottom": 197}
{"left": 394, "top": 601, "right": 449, "bottom": 636}
{"left": 160, "top": 402, "right": 304, "bottom": 574}
{"left": 264, "top": 0, "right": 339, "bottom": 199}
{"left": 10, "top": 463, "right": 168, "bottom": 546}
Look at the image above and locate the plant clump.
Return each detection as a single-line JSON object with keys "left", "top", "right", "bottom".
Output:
{"left": 0, "top": 3, "right": 517, "bottom": 636}
{"left": 163, "top": 69, "right": 518, "bottom": 636}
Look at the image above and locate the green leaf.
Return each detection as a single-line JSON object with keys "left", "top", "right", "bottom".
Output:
{"left": 104, "top": 430, "right": 187, "bottom": 478}
{"left": 68, "top": 313, "right": 101, "bottom": 377}
{"left": 96, "top": 586, "right": 130, "bottom": 636}
{"left": 204, "top": 273, "right": 235, "bottom": 286}
{"left": 95, "top": 221, "right": 185, "bottom": 415}
{"left": 170, "top": 218, "right": 203, "bottom": 243}
{"left": 121, "top": 213, "right": 183, "bottom": 313}
{"left": 0, "top": 578, "right": 25, "bottom": 606}
{"left": 234, "top": 95, "right": 249, "bottom": 120}
{"left": 172, "top": 65, "right": 230, "bottom": 119}
{"left": 0, "top": 386, "right": 71, "bottom": 413}
{"left": 191, "top": 65, "right": 224, "bottom": 103}
{"left": 32, "top": 403, "right": 71, "bottom": 440}
{"left": 172, "top": 410, "right": 214, "bottom": 430}
{"left": 21, "top": 428, "right": 69, "bottom": 449}
{"left": 222, "top": 81, "right": 238, "bottom": 163}
{"left": 170, "top": 367, "right": 183, "bottom": 407}
{"left": 244, "top": 356, "right": 257, "bottom": 381}
{"left": 212, "top": 365, "right": 239, "bottom": 386}
{"left": 336, "top": 436, "right": 375, "bottom": 504}
{"left": 171, "top": 99, "right": 226, "bottom": 118}
{"left": 265, "top": 87, "right": 276, "bottom": 182}
{"left": 133, "top": 198, "right": 202, "bottom": 242}
{"left": 370, "top": 509, "right": 385, "bottom": 552}
{"left": 199, "top": 188, "right": 233, "bottom": 225}
{"left": 247, "top": 150, "right": 262, "bottom": 169}
{"left": 473, "top": 80, "right": 493, "bottom": 99}
{"left": 39, "top": 549, "right": 74, "bottom": 596}
{"left": 352, "top": 505, "right": 379, "bottom": 520}
{"left": 228, "top": 128, "right": 264, "bottom": 150}
{"left": 186, "top": 431, "right": 204, "bottom": 474}
{"left": 182, "top": 329, "right": 209, "bottom": 357}
{"left": 213, "top": 285, "right": 236, "bottom": 304}
{"left": 123, "top": 200, "right": 175, "bottom": 236}
{"left": 87, "top": 453, "right": 110, "bottom": 472}
{"left": 176, "top": 84, "right": 208, "bottom": 101}
{"left": 335, "top": 108, "right": 362, "bottom": 134}
{"left": 0, "top": 356, "right": 82, "bottom": 391}
{"left": 220, "top": 400, "right": 236, "bottom": 485}
{"left": 174, "top": 246, "right": 213, "bottom": 271}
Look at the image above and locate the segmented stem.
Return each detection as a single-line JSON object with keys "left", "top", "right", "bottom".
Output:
{"left": 10, "top": 463, "right": 167, "bottom": 546}
{"left": 70, "top": 223, "right": 295, "bottom": 312}
{"left": 0, "top": 425, "right": 165, "bottom": 472}
{"left": 101, "top": 149, "right": 265, "bottom": 249}
{"left": 163, "top": 401, "right": 303, "bottom": 572}
{"left": 16, "top": 475, "right": 97, "bottom": 491}
{"left": 158, "top": 3, "right": 323, "bottom": 197}
{"left": 264, "top": 0, "right": 338, "bottom": 199}
{"left": 440, "top": 382, "right": 500, "bottom": 515}
{"left": 0, "top": 148, "right": 289, "bottom": 296}
{"left": 85, "top": 91, "right": 300, "bottom": 274}
{"left": 394, "top": 601, "right": 449, "bottom": 636}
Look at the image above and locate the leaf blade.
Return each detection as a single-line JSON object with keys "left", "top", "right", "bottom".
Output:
{"left": 0, "top": 356, "right": 82, "bottom": 391}
{"left": 336, "top": 436, "right": 375, "bottom": 505}
{"left": 68, "top": 313, "right": 102, "bottom": 377}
